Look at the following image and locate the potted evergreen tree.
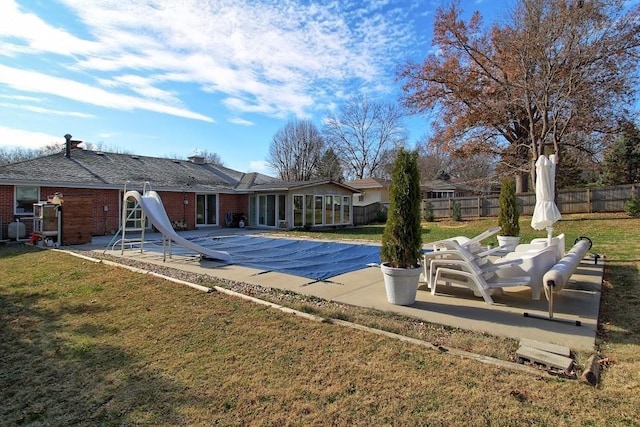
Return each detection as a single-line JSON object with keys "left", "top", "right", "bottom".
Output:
{"left": 497, "top": 177, "right": 521, "bottom": 250}
{"left": 380, "top": 148, "right": 423, "bottom": 305}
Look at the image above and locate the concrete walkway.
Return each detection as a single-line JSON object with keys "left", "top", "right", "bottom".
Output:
{"left": 86, "top": 229, "right": 603, "bottom": 351}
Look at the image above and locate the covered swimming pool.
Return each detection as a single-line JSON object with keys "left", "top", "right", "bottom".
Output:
{"left": 149, "top": 235, "right": 382, "bottom": 281}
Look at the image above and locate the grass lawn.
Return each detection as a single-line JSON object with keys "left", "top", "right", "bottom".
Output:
{"left": 1, "top": 213, "right": 639, "bottom": 425}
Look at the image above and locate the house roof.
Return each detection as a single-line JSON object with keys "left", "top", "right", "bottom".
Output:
{"left": 345, "top": 177, "right": 391, "bottom": 190}
{"left": 0, "top": 147, "right": 279, "bottom": 192}
{"left": 421, "top": 179, "right": 475, "bottom": 192}
{"left": 345, "top": 177, "right": 473, "bottom": 193}
{"left": 249, "top": 179, "right": 358, "bottom": 193}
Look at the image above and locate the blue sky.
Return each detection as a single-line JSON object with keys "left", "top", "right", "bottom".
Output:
{"left": 1, "top": 0, "right": 512, "bottom": 173}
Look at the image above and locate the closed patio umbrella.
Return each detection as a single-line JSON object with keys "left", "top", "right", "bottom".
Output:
{"left": 531, "top": 154, "right": 561, "bottom": 243}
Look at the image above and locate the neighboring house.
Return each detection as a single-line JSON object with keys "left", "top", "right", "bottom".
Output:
{"left": 347, "top": 178, "right": 391, "bottom": 207}
{"left": 347, "top": 177, "right": 478, "bottom": 207}
{"left": 421, "top": 179, "right": 477, "bottom": 199}
{"left": 0, "top": 139, "right": 356, "bottom": 242}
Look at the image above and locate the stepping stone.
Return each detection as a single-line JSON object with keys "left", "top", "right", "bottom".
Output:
{"left": 516, "top": 346, "right": 574, "bottom": 371}
{"left": 519, "top": 338, "right": 571, "bottom": 357}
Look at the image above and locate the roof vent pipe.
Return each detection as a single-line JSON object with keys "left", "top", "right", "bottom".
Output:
{"left": 64, "top": 134, "right": 72, "bottom": 158}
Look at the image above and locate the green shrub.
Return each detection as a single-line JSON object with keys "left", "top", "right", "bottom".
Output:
{"left": 452, "top": 201, "right": 462, "bottom": 221}
{"left": 423, "top": 201, "right": 435, "bottom": 222}
{"left": 380, "top": 149, "right": 423, "bottom": 268}
{"left": 498, "top": 178, "right": 520, "bottom": 236}
{"left": 624, "top": 194, "right": 640, "bottom": 217}
{"left": 376, "top": 205, "right": 388, "bottom": 223}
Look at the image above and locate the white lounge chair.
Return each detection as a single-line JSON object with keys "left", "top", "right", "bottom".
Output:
{"left": 425, "top": 240, "right": 532, "bottom": 304}
{"left": 530, "top": 233, "right": 566, "bottom": 262}
{"left": 495, "top": 246, "right": 557, "bottom": 300}
{"left": 424, "top": 226, "right": 501, "bottom": 254}
{"left": 430, "top": 259, "right": 530, "bottom": 304}
{"left": 423, "top": 235, "right": 509, "bottom": 282}
{"left": 426, "top": 240, "right": 558, "bottom": 303}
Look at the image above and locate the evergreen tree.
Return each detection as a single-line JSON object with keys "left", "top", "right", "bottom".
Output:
{"left": 498, "top": 178, "right": 520, "bottom": 237}
{"left": 380, "top": 149, "right": 422, "bottom": 268}
{"left": 602, "top": 121, "right": 640, "bottom": 185}
{"left": 315, "top": 148, "right": 343, "bottom": 181}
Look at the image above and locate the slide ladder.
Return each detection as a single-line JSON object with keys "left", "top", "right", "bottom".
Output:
{"left": 114, "top": 188, "right": 232, "bottom": 262}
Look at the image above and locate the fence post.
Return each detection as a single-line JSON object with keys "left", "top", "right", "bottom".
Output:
{"left": 477, "top": 197, "right": 481, "bottom": 218}
{"left": 587, "top": 188, "right": 592, "bottom": 214}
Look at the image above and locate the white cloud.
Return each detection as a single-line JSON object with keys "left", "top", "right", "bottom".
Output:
{"left": 95, "top": 132, "right": 117, "bottom": 139}
{"left": 0, "top": 126, "right": 62, "bottom": 150}
{"left": 0, "top": 94, "right": 42, "bottom": 102}
{"left": 0, "top": 102, "right": 95, "bottom": 118}
{"left": 248, "top": 160, "right": 272, "bottom": 174}
{"left": 0, "top": 0, "right": 419, "bottom": 120}
{"left": 228, "top": 118, "right": 254, "bottom": 126}
{"left": 0, "top": 64, "right": 214, "bottom": 122}
{"left": 0, "top": 0, "right": 99, "bottom": 57}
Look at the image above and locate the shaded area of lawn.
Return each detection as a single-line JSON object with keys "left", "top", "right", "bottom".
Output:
{"left": 0, "top": 248, "right": 208, "bottom": 424}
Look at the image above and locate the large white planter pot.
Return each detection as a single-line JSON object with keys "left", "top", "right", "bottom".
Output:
{"left": 497, "top": 235, "right": 521, "bottom": 251}
{"left": 380, "top": 263, "right": 422, "bottom": 305}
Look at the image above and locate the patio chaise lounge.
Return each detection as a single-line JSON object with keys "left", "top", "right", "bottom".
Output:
{"left": 530, "top": 233, "right": 566, "bottom": 262}
{"left": 423, "top": 226, "right": 502, "bottom": 254}
{"left": 425, "top": 240, "right": 557, "bottom": 304}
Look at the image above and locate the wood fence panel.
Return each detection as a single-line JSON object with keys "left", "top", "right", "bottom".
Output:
{"left": 353, "top": 202, "right": 383, "bottom": 225}
{"left": 557, "top": 189, "right": 589, "bottom": 214}
{"left": 417, "top": 183, "right": 639, "bottom": 222}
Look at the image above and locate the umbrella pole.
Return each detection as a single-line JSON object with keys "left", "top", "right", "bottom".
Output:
{"left": 546, "top": 226, "right": 553, "bottom": 245}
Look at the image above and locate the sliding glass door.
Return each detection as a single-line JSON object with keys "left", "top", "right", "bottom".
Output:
{"left": 196, "top": 194, "right": 217, "bottom": 225}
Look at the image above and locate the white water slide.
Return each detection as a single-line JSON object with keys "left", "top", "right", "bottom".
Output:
{"left": 123, "top": 190, "right": 232, "bottom": 262}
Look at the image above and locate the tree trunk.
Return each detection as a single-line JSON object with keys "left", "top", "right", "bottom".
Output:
{"left": 515, "top": 172, "right": 529, "bottom": 194}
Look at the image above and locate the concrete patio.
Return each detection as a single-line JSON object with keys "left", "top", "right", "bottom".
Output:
{"left": 84, "top": 228, "right": 603, "bottom": 351}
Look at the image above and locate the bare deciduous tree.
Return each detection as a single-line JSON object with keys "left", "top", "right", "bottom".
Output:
{"left": 0, "top": 144, "right": 63, "bottom": 165}
{"left": 83, "top": 141, "right": 132, "bottom": 154}
{"left": 199, "top": 149, "right": 224, "bottom": 166}
{"left": 268, "top": 119, "right": 325, "bottom": 181}
{"left": 415, "top": 135, "right": 453, "bottom": 182}
{"left": 323, "top": 95, "right": 407, "bottom": 180}
{"left": 400, "top": 0, "right": 639, "bottom": 186}
{"left": 416, "top": 134, "right": 497, "bottom": 193}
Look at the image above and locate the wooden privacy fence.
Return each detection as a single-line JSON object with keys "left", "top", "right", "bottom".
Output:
{"left": 353, "top": 202, "right": 386, "bottom": 225}
{"left": 423, "top": 184, "right": 640, "bottom": 220}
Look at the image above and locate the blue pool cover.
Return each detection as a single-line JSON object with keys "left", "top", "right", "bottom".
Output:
{"left": 152, "top": 235, "right": 383, "bottom": 281}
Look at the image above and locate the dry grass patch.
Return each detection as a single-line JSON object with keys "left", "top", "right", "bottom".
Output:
{"left": 2, "top": 244, "right": 639, "bottom": 425}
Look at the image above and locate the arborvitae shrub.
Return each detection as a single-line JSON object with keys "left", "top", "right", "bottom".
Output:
{"left": 380, "top": 149, "right": 423, "bottom": 268}
{"left": 452, "top": 201, "right": 462, "bottom": 221}
{"left": 498, "top": 178, "right": 520, "bottom": 236}
{"left": 624, "top": 194, "right": 640, "bottom": 217}
{"left": 424, "top": 201, "right": 435, "bottom": 222}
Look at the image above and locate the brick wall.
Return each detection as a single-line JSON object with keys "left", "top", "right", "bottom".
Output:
{"left": 219, "top": 193, "right": 249, "bottom": 227}
{"left": 40, "top": 187, "right": 120, "bottom": 236}
{"left": 0, "top": 184, "right": 245, "bottom": 239}
{"left": 156, "top": 191, "right": 195, "bottom": 229}
{"left": 0, "top": 185, "right": 16, "bottom": 239}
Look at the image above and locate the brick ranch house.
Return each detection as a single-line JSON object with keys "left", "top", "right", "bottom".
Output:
{"left": 0, "top": 139, "right": 357, "bottom": 243}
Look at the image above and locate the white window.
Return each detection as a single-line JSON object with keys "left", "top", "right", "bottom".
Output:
{"left": 124, "top": 198, "right": 146, "bottom": 230}
{"left": 293, "top": 195, "right": 303, "bottom": 227}
{"left": 342, "top": 196, "right": 351, "bottom": 224}
{"left": 15, "top": 186, "right": 39, "bottom": 215}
